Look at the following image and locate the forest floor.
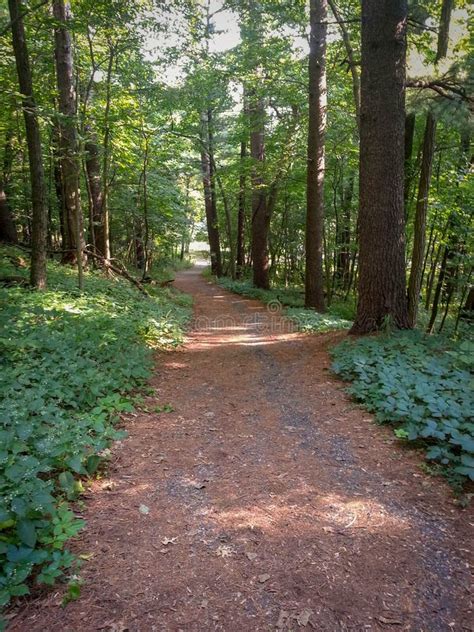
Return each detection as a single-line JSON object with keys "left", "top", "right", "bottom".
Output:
{"left": 9, "top": 266, "right": 472, "bottom": 632}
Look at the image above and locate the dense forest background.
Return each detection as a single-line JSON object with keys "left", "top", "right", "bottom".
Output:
{"left": 1, "top": 0, "right": 472, "bottom": 331}
{"left": 0, "top": 0, "right": 473, "bottom": 615}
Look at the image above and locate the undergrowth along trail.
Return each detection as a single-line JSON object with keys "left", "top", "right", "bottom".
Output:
{"left": 0, "top": 246, "right": 191, "bottom": 612}
{"left": 7, "top": 266, "right": 472, "bottom": 632}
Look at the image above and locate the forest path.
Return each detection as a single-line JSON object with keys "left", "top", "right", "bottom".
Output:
{"left": 11, "top": 266, "right": 472, "bottom": 631}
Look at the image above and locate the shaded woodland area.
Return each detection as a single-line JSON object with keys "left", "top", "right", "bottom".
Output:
{"left": 1, "top": 0, "right": 472, "bottom": 331}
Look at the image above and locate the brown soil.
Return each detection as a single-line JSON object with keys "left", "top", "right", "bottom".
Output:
{"left": 9, "top": 267, "right": 473, "bottom": 631}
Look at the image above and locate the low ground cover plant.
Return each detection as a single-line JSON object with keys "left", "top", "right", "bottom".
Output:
{"left": 332, "top": 331, "right": 474, "bottom": 484}
{"left": 0, "top": 248, "right": 191, "bottom": 609}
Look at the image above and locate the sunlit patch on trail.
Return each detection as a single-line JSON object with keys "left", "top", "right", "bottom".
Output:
{"left": 189, "top": 332, "right": 303, "bottom": 350}
{"left": 162, "top": 361, "right": 189, "bottom": 369}
{"left": 212, "top": 489, "right": 411, "bottom": 536}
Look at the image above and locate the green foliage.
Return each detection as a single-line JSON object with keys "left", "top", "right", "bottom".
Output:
{"left": 286, "top": 308, "right": 351, "bottom": 333}
{"left": 331, "top": 331, "right": 474, "bottom": 483}
{"left": 0, "top": 248, "right": 191, "bottom": 609}
{"left": 217, "top": 277, "right": 304, "bottom": 307}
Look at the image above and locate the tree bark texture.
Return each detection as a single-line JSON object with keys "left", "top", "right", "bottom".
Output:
{"left": 407, "top": 111, "right": 436, "bottom": 326}
{"left": 305, "top": 0, "right": 327, "bottom": 311}
{"left": 8, "top": 0, "right": 48, "bottom": 287}
{"left": 0, "top": 128, "right": 18, "bottom": 244}
{"left": 236, "top": 139, "right": 247, "bottom": 278}
{"left": 53, "top": 0, "right": 85, "bottom": 282}
{"left": 85, "top": 133, "right": 106, "bottom": 256}
{"left": 200, "top": 110, "right": 222, "bottom": 276}
{"left": 249, "top": 92, "right": 270, "bottom": 289}
{"left": 350, "top": 0, "right": 409, "bottom": 333}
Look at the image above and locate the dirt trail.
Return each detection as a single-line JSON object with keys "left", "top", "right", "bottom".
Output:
{"left": 10, "top": 267, "right": 472, "bottom": 631}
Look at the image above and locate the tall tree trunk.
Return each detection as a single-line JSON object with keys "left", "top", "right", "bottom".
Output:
{"left": 404, "top": 111, "right": 416, "bottom": 213}
{"left": 53, "top": 0, "right": 84, "bottom": 288}
{"left": 200, "top": 110, "right": 222, "bottom": 276}
{"left": 236, "top": 139, "right": 247, "bottom": 278}
{"left": 249, "top": 91, "right": 269, "bottom": 289}
{"left": 100, "top": 44, "right": 114, "bottom": 264}
{"left": 8, "top": 0, "right": 47, "bottom": 287}
{"left": 84, "top": 133, "right": 105, "bottom": 256}
{"left": 207, "top": 109, "right": 225, "bottom": 276}
{"left": 427, "top": 131, "right": 471, "bottom": 332}
{"left": 327, "top": 0, "right": 360, "bottom": 128}
{"left": 350, "top": 0, "right": 409, "bottom": 334}
{"left": 242, "top": 0, "right": 270, "bottom": 289}
{"left": 0, "top": 184, "right": 17, "bottom": 245}
{"left": 427, "top": 242, "right": 449, "bottom": 333}
{"left": 435, "top": 0, "right": 454, "bottom": 63}
{"left": 407, "top": 112, "right": 436, "bottom": 326}
{"left": 0, "top": 179, "right": 17, "bottom": 244}
{"left": 49, "top": 118, "right": 66, "bottom": 248}
{"left": 407, "top": 0, "right": 452, "bottom": 325}
{"left": 141, "top": 133, "right": 150, "bottom": 278}
{"left": 336, "top": 174, "right": 353, "bottom": 289}
{"left": 460, "top": 286, "right": 474, "bottom": 320}
{"left": 305, "top": 0, "right": 327, "bottom": 310}
{"left": 213, "top": 159, "right": 235, "bottom": 279}
{"left": 0, "top": 128, "right": 18, "bottom": 244}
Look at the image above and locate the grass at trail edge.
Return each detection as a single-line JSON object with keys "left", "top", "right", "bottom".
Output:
{"left": 0, "top": 247, "right": 191, "bottom": 613}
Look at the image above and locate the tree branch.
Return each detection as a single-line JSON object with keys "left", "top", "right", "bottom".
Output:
{"left": 85, "top": 250, "right": 150, "bottom": 296}
{"left": 1, "top": 0, "right": 49, "bottom": 37}
{"left": 406, "top": 79, "right": 472, "bottom": 103}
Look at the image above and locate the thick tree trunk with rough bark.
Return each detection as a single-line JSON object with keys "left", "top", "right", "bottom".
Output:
{"left": 305, "top": 0, "right": 327, "bottom": 310}
{"left": 242, "top": 0, "right": 270, "bottom": 289}
{"left": 350, "top": 0, "right": 409, "bottom": 334}
{"left": 407, "top": 112, "right": 436, "bottom": 326}
{"left": 53, "top": 0, "right": 85, "bottom": 285}
{"left": 200, "top": 111, "right": 222, "bottom": 276}
{"left": 8, "top": 0, "right": 47, "bottom": 287}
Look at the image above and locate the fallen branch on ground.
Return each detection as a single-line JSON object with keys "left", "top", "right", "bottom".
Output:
{"left": 84, "top": 250, "right": 150, "bottom": 296}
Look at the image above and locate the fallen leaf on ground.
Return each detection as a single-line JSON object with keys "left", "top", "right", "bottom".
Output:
{"left": 376, "top": 616, "right": 402, "bottom": 625}
{"left": 296, "top": 608, "right": 313, "bottom": 627}
{"left": 216, "top": 544, "right": 235, "bottom": 558}
{"left": 276, "top": 610, "right": 289, "bottom": 629}
{"left": 100, "top": 621, "right": 128, "bottom": 632}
